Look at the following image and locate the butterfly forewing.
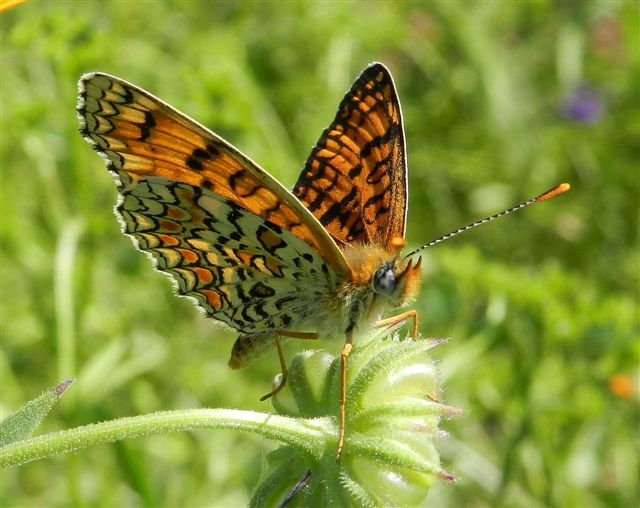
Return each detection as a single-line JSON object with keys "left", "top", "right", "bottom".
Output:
{"left": 78, "top": 73, "right": 348, "bottom": 278}
{"left": 293, "top": 63, "right": 407, "bottom": 250}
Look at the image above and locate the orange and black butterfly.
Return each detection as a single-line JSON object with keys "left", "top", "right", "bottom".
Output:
{"left": 77, "top": 63, "right": 568, "bottom": 460}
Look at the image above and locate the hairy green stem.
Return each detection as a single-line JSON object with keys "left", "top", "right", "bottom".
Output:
{"left": 0, "top": 409, "right": 328, "bottom": 468}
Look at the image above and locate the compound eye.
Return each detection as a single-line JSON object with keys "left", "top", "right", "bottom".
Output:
{"left": 372, "top": 264, "right": 397, "bottom": 296}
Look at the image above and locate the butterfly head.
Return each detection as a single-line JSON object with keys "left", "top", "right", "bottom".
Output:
{"left": 343, "top": 239, "right": 422, "bottom": 308}
{"left": 371, "top": 255, "right": 422, "bottom": 307}
{"left": 356, "top": 236, "right": 422, "bottom": 308}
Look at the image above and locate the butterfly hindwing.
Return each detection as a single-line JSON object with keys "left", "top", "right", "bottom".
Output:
{"left": 120, "top": 177, "right": 334, "bottom": 333}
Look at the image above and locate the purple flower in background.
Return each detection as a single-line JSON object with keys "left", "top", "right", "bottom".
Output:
{"left": 559, "top": 86, "right": 605, "bottom": 124}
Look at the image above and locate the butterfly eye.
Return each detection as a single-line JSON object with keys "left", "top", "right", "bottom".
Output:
{"left": 372, "top": 263, "right": 397, "bottom": 296}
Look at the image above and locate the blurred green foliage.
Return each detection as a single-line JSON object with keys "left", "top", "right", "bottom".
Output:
{"left": 1, "top": 1, "right": 638, "bottom": 506}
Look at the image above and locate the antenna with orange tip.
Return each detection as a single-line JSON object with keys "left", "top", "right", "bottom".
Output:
{"left": 405, "top": 183, "right": 570, "bottom": 259}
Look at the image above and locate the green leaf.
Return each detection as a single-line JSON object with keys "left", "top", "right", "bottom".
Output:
{"left": 0, "top": 379, "right": 73, "bottom": 447}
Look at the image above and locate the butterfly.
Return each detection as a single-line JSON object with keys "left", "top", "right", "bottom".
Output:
{"left": 77, "top": 63, "right": 423, "bottom": 460}
{"left": 77, "top": 63, "right": 569, "bottom": 461}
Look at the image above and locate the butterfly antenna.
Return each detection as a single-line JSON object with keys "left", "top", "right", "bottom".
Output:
{"left": 405, "top": 182, "right": 570, "bottom": 259}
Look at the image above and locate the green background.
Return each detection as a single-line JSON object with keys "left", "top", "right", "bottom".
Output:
{"left": 1, "top": 1, "right": 638, "bottom": 506}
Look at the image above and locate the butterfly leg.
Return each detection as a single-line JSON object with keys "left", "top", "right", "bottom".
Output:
{"left": 336, "top": 310, "right": 416, "bottom": 462}
{"left": 336, "top": 328, "right": 354, "bottom": 463}
{"left": 375, "top": 309, "right": 418, "bottom": 339}
{"left": 259, "top": 330, "right": 319, "bottom": 401}
{"left": 260, "top": 336, "right": 287, "bottom": 401}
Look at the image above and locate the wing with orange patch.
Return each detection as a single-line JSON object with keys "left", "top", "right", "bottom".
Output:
{"left": 114, "top": 177, "right": 337, "bottom": 334}
{"left": 77, "top": 72, "right": 348, "bottom": 277}
{"left": 292, "top": 63, "right": 407, "bottom": 250}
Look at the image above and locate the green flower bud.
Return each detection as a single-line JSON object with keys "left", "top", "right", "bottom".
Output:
{"left": 253, "top": 334, "right": 459, "bottom": 507}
